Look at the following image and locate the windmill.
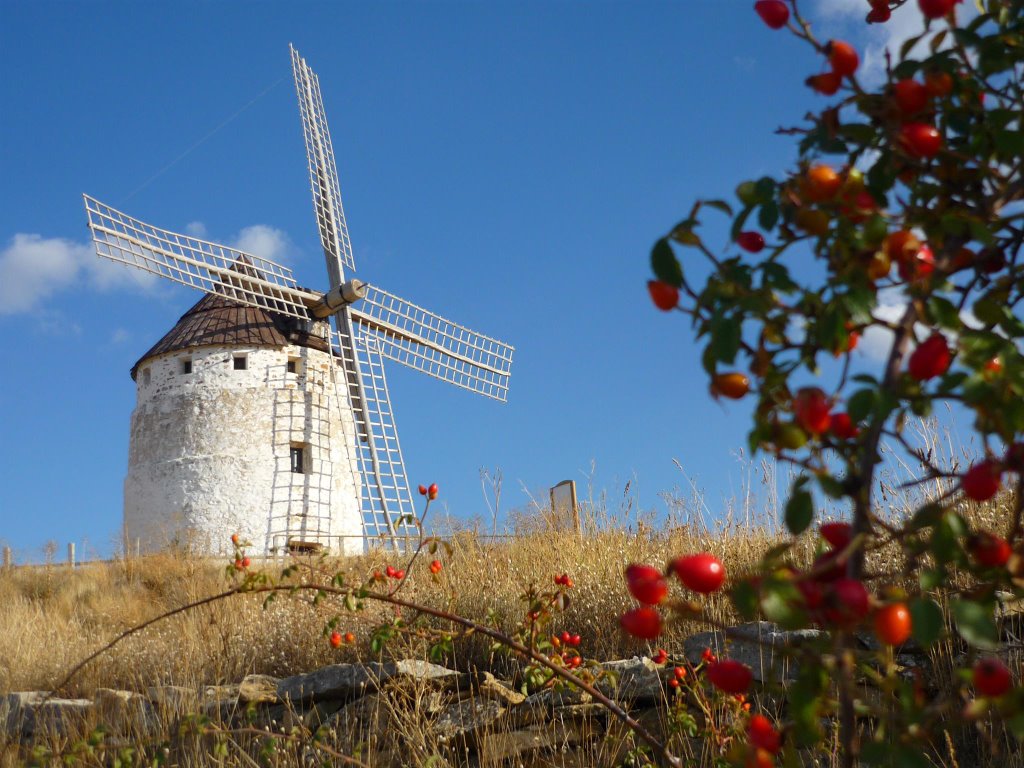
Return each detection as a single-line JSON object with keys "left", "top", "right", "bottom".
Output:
{"left": 82, "top": 45, "right": 514, "bottom": 554}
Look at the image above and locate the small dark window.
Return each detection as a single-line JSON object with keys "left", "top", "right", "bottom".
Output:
{"left": 182, "top": 359, "right": 192, "bottom": 375}
{"left": 233, "top": 355, "right": 247, "bottom": 370}
{"left": 287, "top": 360, "right": 297, "bottom": 374}
{"left": 290, "top": 445, "right": 306, "bottom": 474}
{"left": 142, "top": 368, "right": 151, "bottom": 386}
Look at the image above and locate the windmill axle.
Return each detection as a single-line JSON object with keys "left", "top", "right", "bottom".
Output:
{"left": 311, "top": 279, "right": 367, "bottom": 318}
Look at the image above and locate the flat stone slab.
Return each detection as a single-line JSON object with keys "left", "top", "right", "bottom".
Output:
{"left": 432, "top": 698, "right": 506, "bottom": 745}
{"left": 277, "top": 660, "right": 462, "bottom": 703}
{"left": 683, "top": 621, "right": 824, "bottom": 683}
{"left": 93, "top": 689, "right": 154, "bottom": 736}
{"left": 1, "top": 692, "right": 92, "bottom": 738}
{"left": 596, "top": 657, "right": 664, "bottom": 702}
{"left": 239, "top": 674, "right": 279, "bottom": 704}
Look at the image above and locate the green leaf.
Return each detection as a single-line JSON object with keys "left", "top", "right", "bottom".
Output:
{"left": 909, "top": 597, "right": 944, "bottom": 648}
{"left": 731, "top": 579, "right": 759, "bottom": 621}
{"left": 785, "top": 487, "right": 814, "bottom": 535}
{"left": 899, "top": 33, "right": 924, "bottom": 59}
{"left": 951, "top": 598, "right": 999, "bottom": 649}
{"left": 927, "top": 296, "right": 962, "bottom": 330}
{"left": 702, "top": 198, "right": 734, "bottom": 217}
{"left": 995, "top": 129, "right": 1024, "bottom": 157}
{"left": 974, "top": 297, "right": 1004, "bottom": 327}
{"left": 758, "top": 201, "right": 779, "bottom": 231}
{"left": 754, "top": 176, "right": 776, "bottom": 203}
{"left": 710, "top": 315, "right": 742, "bottom": 363}
{"left": 760, "top": 580, "right": 807, "bottom": 630}
{"left": 847, "top": 388, "right": 877, "bottom": 422}
{"left": 651, "top": 238, "right": 683, "bottom": 287}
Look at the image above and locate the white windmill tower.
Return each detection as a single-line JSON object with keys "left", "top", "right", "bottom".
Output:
{"left": 82, "top": 45, "right": 514, "bottom": 556}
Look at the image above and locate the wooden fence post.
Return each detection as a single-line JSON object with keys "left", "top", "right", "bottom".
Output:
{"left": 67, "top": 542, "right": 76, "bottom": 568}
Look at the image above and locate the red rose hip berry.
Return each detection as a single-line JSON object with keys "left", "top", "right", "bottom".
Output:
{"left": 908, "top": 334, "right": 951, "bottom": 380}
{"left": 671, "top": 553, "right": 726, "bottom": 594}
{"left": 901, "top": 123, "right": 943, "bottom": 158}
{"left": 973, "top": 657, "right": 1012, "bottom": 697}
{"left": 874, "top": 603, "right": 912, "bottom": 646}
{"left": 754, "top": 0, "right": 789, "bottom": 29}
{"left": 962, "top": 460, "right": 1002, "bottom": 502}
{"left": 893, "top": 79, "right": 928, "bottom": 114}
{"left": 828, "top": 40, "right": 859, "bottom": 77}
{"left": 748, "top": 714, "right": 782, "bottom": 753}
{"left": 793, "top": 387, "right": 831, "bottom": 435}
{"left": 919, "top": 0, "right": 956, "bottom": 19}
{"left": 620, "top": 607, "right": 662, "bottom": 639}
{"left": 807, "top": 72, "right": 842, "bottom": 96}
{"left": 969, "top": 531, "right": 1011, "bottom": 567}
{"left": 706, "top": 660, "right": 753, "bottom": 694}
{"left": 625, "top": 563, "right": 669, "bottom": 605}
{"left": 737, "top": 231, "right": 766, "bottom": 253}
{"left": 823, "top": 578, "right": 870, "bottom": 628}
{"left": 820, "top": 521, "right": 853, "bottom": 551}
{"left": 647, "top": 280, "right": 679, "bottom": 311}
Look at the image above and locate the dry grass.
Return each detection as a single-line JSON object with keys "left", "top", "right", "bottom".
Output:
{"left": 1, "top": 429, "right": 1021, "bottom": 766}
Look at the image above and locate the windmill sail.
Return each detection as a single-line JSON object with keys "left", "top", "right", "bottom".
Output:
{"left": 330, "top": 322, "right": 419, "bottom": 544}
{"left": 83, "top": 195, "right": 318, "bottom": 320}
{"left": 351, "top": 285, "right": 515, "bottom": 402}
{"left": 291, "top": 43, "right": 354, "bottom": 287}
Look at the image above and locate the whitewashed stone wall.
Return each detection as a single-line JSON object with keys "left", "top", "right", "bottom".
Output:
{"left": 124, "top": 344, "right": 363, "bottom": 556}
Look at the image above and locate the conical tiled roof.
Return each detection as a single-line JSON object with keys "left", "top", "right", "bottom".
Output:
{"left": 130, "top": 292, "right": 330, "bottom": 379}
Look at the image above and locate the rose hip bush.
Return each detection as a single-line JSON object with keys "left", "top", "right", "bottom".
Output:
{"left": 643, "top": 0, "right": 1024, "bottom": 765}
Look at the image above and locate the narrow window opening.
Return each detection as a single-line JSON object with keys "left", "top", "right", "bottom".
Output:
{"left": 290, "top": 443, "right": 308, "bottom": 474}
{"left": 287, "top": 357, "right": 301, "bottom": 375}
{"left": 233, "top": 355, "right": 247, "bottom": 371}
{"left": 142, "top": 368, "right": 151, "bottom": 387}
{"left": 182, "top": 358, "right": 192, "bottom": 375}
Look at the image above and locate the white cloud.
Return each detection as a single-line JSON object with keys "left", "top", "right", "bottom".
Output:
{"left": 814, "top": 1, "right": 978, "bottom": 86}
{"left": 0, "top": 235, "right": 88, "bottom": 315}
{"left": 231, "top": 225, "right": 293, "bottom": 265}
{"left": 110, "top": 328, "right": 131, "bottom": 344}
{"left": 859, "top": 286, "right": 985, "bottom": 362}
{"left": 0, "top": 221, "right": 293, "bottom": 318}
{"left": 860, "top": 289, "right": 907, "bottom": 361}
{"left": 185, "top": 221, "right": 207, "bottom": 237}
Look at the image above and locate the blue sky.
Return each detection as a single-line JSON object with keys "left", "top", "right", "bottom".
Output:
{"left": 0, "top": 1, "right": 938, "bottom": 559}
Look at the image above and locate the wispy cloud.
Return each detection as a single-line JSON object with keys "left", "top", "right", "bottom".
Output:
{"left": 231, "top": 225, "right": 294, "bottom": 264}
{"left": 814, "top": 1, "right": 977, "bottom": 86}
{"left": 0, "top": 222, "right": 295, "bottom": 317}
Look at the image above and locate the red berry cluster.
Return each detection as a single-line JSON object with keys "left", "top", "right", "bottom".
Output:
{"left": 329, "top": 630, "right": 357, "bottom": 648}
{"left": 384, "top": 565, "right": 406, "bottom": 580}
{"left": 554, "top": 573, "right": 575, "bottom": 588}
{"left": 620, "top": 554, "right": 726, "bottom": 640}
{"left": 417, "top": 482, "right": 439, "bottom": 500}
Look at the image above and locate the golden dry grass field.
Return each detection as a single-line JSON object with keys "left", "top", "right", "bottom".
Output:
{"left": 1, "top": 468, "right": 1020, "bottom": 767}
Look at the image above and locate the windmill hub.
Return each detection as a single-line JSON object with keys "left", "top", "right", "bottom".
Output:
{"left": 312, "top": 279, "right": 368, "bottom": 319}
{"left": 83, "top": 45, "right": 514, "bottom": 556}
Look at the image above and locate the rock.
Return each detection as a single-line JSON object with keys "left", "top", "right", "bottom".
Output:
{"left": 478, "top": 672, "right": 527, "bottom": 705}
{"left": 432, "top": 698, "right": 506, "bottom": 745}
{"left": 523, "top": 687, "right": 593, "bottom": 711}
{"left": 277, "top": 660, "right": 462, "bottom": 703}
{"left": 146, "top": 685, "right": 196, "bottom": 712}
{"left": 683, "top": 622, "right": 824, "bottom": 683}
{"left": 597, "top": 657, "right": 664, "bottom": 702}
{"left": 93, "top": 689, "right": 154, "bottom": 737}
{"left": 1, "top": 692, "right": 92, "bottom": 738}
{"left": 239, "top": 674, "right": 279, "bottom": 704}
